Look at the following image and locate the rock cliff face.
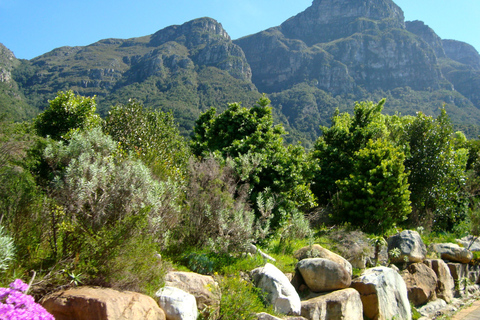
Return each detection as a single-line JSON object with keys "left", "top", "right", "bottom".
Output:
{"left": 406, "top": 20, "right": 446, "bottom": 59}
{"left": 235, "top": 0, "right": 450, "bottom": 95}
{"left": 443, "top": 39, "right": 480, "bottom": 71}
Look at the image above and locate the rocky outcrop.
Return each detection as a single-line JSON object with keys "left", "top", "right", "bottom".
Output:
{"left": 424, "top": 259, "right": 455, "bottom": 303}
{"left": 41, "top": 287, "right": 166, "bottom": 320}
{"left": 156, "top": 286, "right": 198, "bottom": 320}
{"left": 406, "top": 20, "right": 446, "bottom": 58}
{"left": 300, "top": 288, "right": 363, "bottom": 320}
{"left": 443, "top": 39, "right": 480, "bottom": 71}
{"left": 296, "top": 258, "right": 351, "bottom": 293}
{"left": 431, "top": 243, "right": 473, "bottom": 264}
{"left": 164, "top": 271, "right": 220, "bottom": 315}
{"left": 351, "top": 266, "right": 411, "bottom": 320}
{"left": 401, "top": 263, "right": 438, "bottom": 306}
{"left": 251, "top": 263, "right": 301, "bottom": 315}
{"left": 387, "top": 230, "right": 427, "bottom": 264}
{"left": 294, "top": 244, "right": 352, "bottom": 275}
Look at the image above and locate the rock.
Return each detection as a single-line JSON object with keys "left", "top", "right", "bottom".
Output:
{"left": 256, "top": 312, "right": 307, "bottom": 320}
{"left": 156, "top": 286, "right": 198, "bottom": 320}
{"left": 424, "top": 259, "right": 455, "bottom": 303}
{"left": 401, "top": 263, "right": 438, "bottom": 306}
{"left": 351, "top": 266, "right": 411, "bottom": 320}
{"left": 300, "top": 288, "right": 363, "bottom": 320}
{"left": 296, "top": 258, "right": 351, "bottom": 293}
{"left": 430, "top": 243, "right": 473, "bottom": 263}
{"left": 164, "top": 271, "right": 220, "bottom": 315}
{"left": 387, "top": 230, "right": 427, "bottom": 263}
{"left": 417, "top": 299, "right": 447, "bottom": 318}
{"left": 251, "top": 263, "right": 301, "bottom": 315}
{"left": 447, "top": 263, "right": 468, "bottom": 281}
{"left": 293, "top": 244, "right": 353, "bottom": 275}
{"left": 457, "top": 235, "right": 480, "bottom": 251}
{"left": 41, "top": 286, "right": 165, "bottom": 320}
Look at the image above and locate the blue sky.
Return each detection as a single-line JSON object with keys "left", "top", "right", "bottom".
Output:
{"left": 0, "top": 0, "right": 479, "bottom": 60}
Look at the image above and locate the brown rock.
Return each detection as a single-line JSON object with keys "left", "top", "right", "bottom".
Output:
{"left": 424, "top": 259, "right": 455, "bottom": 303}
{"left": 430, "top": 243, "right": 473, "bottom": 264}
{"left": 41, "top": 286, "right": 165, "bottom": 320}
{"left": 293, "top": 244, "right": 352, "bottom": 275}
{"left": 401, "top": 263, "right": 438, "bottom": 306}
{"left": 296, "top": 258, "right": 351, "bottom": 293}
{"left": 300, "top": 288, "right": 363, "bottom": 320}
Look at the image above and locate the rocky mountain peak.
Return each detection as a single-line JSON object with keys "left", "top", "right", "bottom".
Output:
{"left": 280, "top": 0, "right": 405, "bottom": 45}
{"left": 149, "top": 17, "right": 230, "bottom": 48}
{"left": 406, "top": 20, "right": 445, "bottom": 58}
{"left": 0, "top": 43, "right": 19, "bottom": 83}
{"left": 443, "top": 39, "right": 480, "bottom": 71}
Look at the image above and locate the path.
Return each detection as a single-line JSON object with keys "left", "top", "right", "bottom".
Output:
{"left": 451, "top": 300, "right": 480, "bottom": 320}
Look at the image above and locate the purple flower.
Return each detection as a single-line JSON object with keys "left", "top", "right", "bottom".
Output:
{"left": 9, "top": 279, "right": 29, "bottom": 293}
{"left": 0, "top": 280, "right": 54, "bottom": 320}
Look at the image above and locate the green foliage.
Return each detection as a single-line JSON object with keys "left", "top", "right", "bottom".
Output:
{"left": 175, "top": 157, "right": 255, "bottom": 253}
{"left": 217, "top": 274, "right": 273, "bottom": 320}
{"left": 334, "top": 139, "right": 411, "bottom": 234}
{"left": 104, "top": 99, "right": 191, "bottom": 182}
{"left": 403, "top": 109, "right": 468, "bottom": 229}
{"left": 191, "top": 96, "right": 316, "bottom": 229}
{"left": 0, "top": 225, "right": 15, "bottom": 272}
{"left": 34, "top": 90, "right": 100, "bottom": 140}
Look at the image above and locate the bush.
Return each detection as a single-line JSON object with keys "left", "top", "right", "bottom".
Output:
{"left": 0, "top": 225, "right": 14, "bottom": 272}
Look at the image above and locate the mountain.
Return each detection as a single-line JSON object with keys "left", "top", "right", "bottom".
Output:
{"left": 234, "top": 0, "right": 480, "bottom": 142}
{"left": 0, "top": 43, "right": 37, "bottom": 121}
{"left": 2, "top": 0, "right": 480, "bottom": 143}
{"left": 8, "top": 18, "right": 259, "bottom": 134}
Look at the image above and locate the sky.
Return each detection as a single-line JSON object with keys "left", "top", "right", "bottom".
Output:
{"left": 0, "top": 0, "right": 479, "bottom": 60}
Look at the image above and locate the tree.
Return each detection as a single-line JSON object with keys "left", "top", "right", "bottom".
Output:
{"left": 334, "top": 139, "right": 411, "bottom": 234}
{"left": 402, "top": 110, "right": 468, "bottom": 229}
{"left": 191, "top": 95, "right": 315, "bottom": 228}
{"left": 35, "top": 90, "right": 100, "bottom": 140}
{"left": 104, "top": 99, "right": 190, "bottom": 182}
{"left": 310, "top": 99, "right": 388, "bottom": 204}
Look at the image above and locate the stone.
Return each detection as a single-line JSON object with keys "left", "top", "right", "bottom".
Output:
{"left": 457, "top": 236, "right": 480, "bottom": 251}
{"left": 447, "top": 263, "right": 468, "bottom": 281}
{"left": 156, "top": 286, "right": 198, "bottom": 320}
{"left": 251, "top": 263, "right": 301, "bottom": 315}
{"left": 164, "top": 271, "right": 220, "bottom": 315}
{"left": 247, "top": 244, "right": 276, "bottom": 262}
{"left": 401, "top": 263, "right": 438, "bottom": 306}
{"left": 351, "top": 266, "right": 411, "bottom": 320}
{"left": 417, "top": 299, "right": 447, "bottom": 318}
{"left": 256, "top": 312, "right": 307, "bottom": 320}
{"left": 424, "top": 259, "right": 455, "bottom": 303}
{"left": 387, "top": 230, "right": 427, "bottom": 264}
{"left": 296, "top": 258, "right": 351, "bottom": 293}
{"left": 430, "top": 243, "right": 473, "bottom": 264}
{"left": 300, "top": 288, "right": 363, "bottom": 320}
{"left": 41, "top": 286, "right": 165, "bottom": 320}
{"left": 293, "top": 244, "right": 353, "bottom": 275}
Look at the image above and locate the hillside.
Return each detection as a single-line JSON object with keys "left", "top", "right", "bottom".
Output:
{"left": 1, "top": 0, "right": 480, "bottom": 142}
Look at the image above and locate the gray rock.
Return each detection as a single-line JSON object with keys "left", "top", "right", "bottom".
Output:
{"left": 294, "top": 244, "right": 352, "bottom": 275}
{"left": 296, "top": 258, "right": 351, "bottom": 293}
{"left": 300, "top": 288, "right": 363, "bottom": 320}
{"left": 457, "top": 235, "right": 480, "bottom": 251}
{"left": 251, "top": 263, "right": 301, "bottom": 315}
{"left": 417, "top": 299, "right": 447, "bottom": 318}
{"left": 351, "top": 266, "right": 411, "bottom": 320}
{"left": 156, "top": 286, "right": 198, "bottom": 320}
{"left": 430, "top": 243, "right": 473, "bottom": 264}
{"left": 401, "top": 263, "right": 438, "bottom": 306}
{"left": 387, "top": 230, "right": 427, "bottom": 263}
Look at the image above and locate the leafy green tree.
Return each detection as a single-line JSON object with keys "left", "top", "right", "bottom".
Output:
{"left": 310, "top": 99, "right": 388, "bottom": 204}
{"left": 104, "top": 99, "right": 190, "bottom": 182}
{"left": 334, "top": 139, "right": 411, "bottom": 234}
{"left": 402, "top": 110, "right": 468, "bottom": 229}
{"left": 191, "top": 95, "right": 316, "bottom": 228}
{"left": 35, "top": 90, "right": 100, "bottom": 140}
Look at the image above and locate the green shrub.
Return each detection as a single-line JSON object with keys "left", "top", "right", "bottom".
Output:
{"left": 0, "top": 225, "right": 15, "bottom": 272}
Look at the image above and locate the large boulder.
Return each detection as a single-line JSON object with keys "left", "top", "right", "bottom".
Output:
{"left": 156, "top": 286, "right": 198, "bottom": 320}
{"left": 401, "top": 263, "right": 438, "bottom": 306}
{"left": 457, "top": 236, "right": 480, "bottom": 251}
{"left": 294, "top": 244, "right": 353, "bottom": 275}
{"left": 417, "top": 299, "right": 447, "bottom": 318}
{"left": 430, "top": 243, "right": 473, "bottom": 264}
{"left": 41, "top": 287, "right": 165, "bottom": 320}
{"left": 424, "top": 259, "right": 455, "bottom": 303}
{"left": 251, "top": 263, "right": 301, "bottom": 315}
{"left": 387, "top": 230, "right": 427, "bottom": 263}
{"left": 164, "top": 271, "right": 220, "bottom": 315}
{"left": 296, "top": 258, "right": 351, "bottom": 293}
{"left": 351, "top": 266, "right": 411, "bottom": 320}
{"left": 300, "top": 288, "right": 363, "bottom": 320}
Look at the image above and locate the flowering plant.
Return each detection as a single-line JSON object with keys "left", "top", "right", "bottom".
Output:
{"left": 0, "top": 279, "right": 54, "bottom": 320}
